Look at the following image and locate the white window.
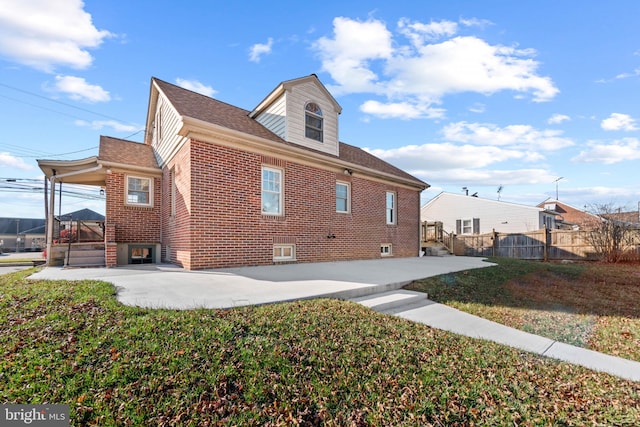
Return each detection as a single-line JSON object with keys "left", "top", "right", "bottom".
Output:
{"left": 380, "top": 244, "right": 392, "bottom": 257}
{"left": 126, "top": 176, "right": 152, "bottom": 206}
{"left": 305, "top": 102, "right": 323, "bottom": 142}
{"left": 336, "top": 182, "right": 350, "bottom": 213}
{"left": 262, "top": 167, "right": 283, "bottom": 215}
{"left": 456, "top": 218, "right": 480, "bottom": 235}
{"left": 386, "top": 191, "right": 396, "bottom": 225}
{"left": 273, "top": 244, "right": 295, "bottom": 261}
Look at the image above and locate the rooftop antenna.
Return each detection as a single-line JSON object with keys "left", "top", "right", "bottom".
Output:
{"left": 553, "top": 177, "right": 564, "bottom": 200}
{"left": 462, "top": 186, "right": 468, "bottom": 196}
{"left": 497, "top": 185, "right": 503, "bottom": 200}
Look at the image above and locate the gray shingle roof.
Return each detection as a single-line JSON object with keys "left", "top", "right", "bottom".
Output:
{"left": 153, "top": 78, "right": 427, "bottom": 188}
{"left": 99, "top": 136, "right": 159, "bottom": 170}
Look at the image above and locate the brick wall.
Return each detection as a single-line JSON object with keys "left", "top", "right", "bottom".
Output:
{"left": 105, "top": 171, "right": 162, "bottom": 246}
{"left": 161, "top": 138, "right": 421, "bottom": 269}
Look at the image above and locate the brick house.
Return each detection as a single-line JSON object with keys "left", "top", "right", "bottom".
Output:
{"left": 38, "top": 75, "right": 428, "bottom": 270}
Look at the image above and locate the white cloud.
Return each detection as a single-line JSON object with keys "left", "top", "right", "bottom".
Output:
{"left": 366, "top": 143, "right": 535, "bottom": 171}
{"left": 248, "top": 37, "right": 274, "bottom": 63}
{"left": 51, "top": 75, "right": 110, "bottom": 102}
{"left": 548, "top": 113, "right": 570, "bottom": 124}
{"left": 0, "top": 0, "right": 113, "bottom": 71}
{"left": 468, "top": 103, "right": 486, "bottom": 113}
{"left": 398, "top": 18, "right": 458, "bottom": 45}
{"left": 314, "top": 17, "right": 393, "bottom": 94}
{"left": 75, "top": 120, "right": 138, "bottom": 133}
{"left": 0, "top": 152, "right": 33, "bottom": 170}
{"left": 601, "top": 113, "right": 638, "bottom": 131}
{"left": 442, "top": 121, "right": 574, "bottom": 151}
{"left": 175, "top": 78, "right": 217, "bottom": 97}
{"left": 418, "top": 168, "right": 557, "bottom": 185}
{"left": 360, "top": 100, "right": 445, "bottom": 120}
{"left": 572, "top": 138, "right": 640, "bottom": 164}
{"left": 313, "top": 17, "right": 558, "bottom": 120}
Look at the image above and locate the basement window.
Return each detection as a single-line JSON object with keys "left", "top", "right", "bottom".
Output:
{"left": 273, "top": 244, "right": 296, "bottom": 262}
{"left": 129, "top": 245, "right": 154, "bottom": 264}
{"left": 380, "top": 244, "right": 392, "bottom": 257}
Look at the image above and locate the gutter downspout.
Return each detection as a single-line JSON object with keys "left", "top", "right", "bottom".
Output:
{"left": 46, "top": 164, "right": 103, "bottom": 266}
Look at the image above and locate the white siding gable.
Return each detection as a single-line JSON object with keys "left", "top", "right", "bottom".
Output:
{"left": 251, "top": 76, "right": 341, "bottom": 157}
{"left": 284, "top": 80, "right": 339, "bottom": 156}
{"left": 149, "top": 88, "right": 187, "bottom": 167}
{"left": 254, "top": 93, "right": 286, "bottom": 139}
{"left": 421, "top": 192, "right": 550, "bottom": 234}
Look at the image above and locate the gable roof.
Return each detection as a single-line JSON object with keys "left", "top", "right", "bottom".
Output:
{"left": 249, "top": 74, "right": 342, "bottom": 118}
{"left": 62, "top": 208, "right": 105, "bottom": 221}
{"left": 99, "top": 136, "right": 160, "bottom": 171}
{"left": 149, "top": 77, "right": 427, "bottom": 189}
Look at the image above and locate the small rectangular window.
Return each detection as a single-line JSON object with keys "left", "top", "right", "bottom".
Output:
{"left": 262, "top": 167, "right": 283, "bottom": 215}
{"left": 463, "top": 219, "right": 472, "bottom": 234}
{"left": 380, "top": 244, "right": 392, "bottom": 257}
{"left": 127, "top": 176, "right": 152, "bottom": 206}
{"left": 336, "top": 182, "right": 350, "bottom": 213}
{"left": 386, "top": 191, "right": 396, "bottom": 225}
{"left": 273, "top": 244, "right": 295, "bottom": 261}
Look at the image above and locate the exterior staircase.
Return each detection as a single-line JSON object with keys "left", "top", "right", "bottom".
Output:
{"left": 64, "top": 243, "right": 105, "bottom": 268}
{"left": 422, "top": 242, "right": 451, "bottom": 256}
{"left": 350, "top": 290, "right": 432, "bottom": 315}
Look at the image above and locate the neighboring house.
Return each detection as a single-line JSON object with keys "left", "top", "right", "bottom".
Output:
{"left": 536, "top": 198, "right": 600, "bottom": 230}
{"left": 421, "top": 192, "right": 556, "bottom": 235}
{"left": 38, "top": 75, "right": 428, "bottom": 269}
{"left": 603, "top": 210, "right": 640, "bottom": 229}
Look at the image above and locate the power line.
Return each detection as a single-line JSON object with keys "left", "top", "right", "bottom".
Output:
{"left": 0, "top": 82, "right": 130, "bottom": 123}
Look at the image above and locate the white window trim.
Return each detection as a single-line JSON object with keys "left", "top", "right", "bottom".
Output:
{"left": 304, "top": 101, "right": 323, "bottom": 143}
{"left": 125, "top": 175, "right": 153, "bottom": 207}
{"left": 380, "top": 243, "right": 393, "bottom": 257}
{"left": 261, "top": 166, "right": 284, "bottom": 216}
{"left": 462, "top": 218, "right": 473, "bottom": 235}
{"left": 273, "top": 244, "right": 296, "bottom": 261}
{"left": 386, "top": 191, "right": 396, "bottom": 225}
{"left": 336, "top": 181, "right": 350, "bottom": 213}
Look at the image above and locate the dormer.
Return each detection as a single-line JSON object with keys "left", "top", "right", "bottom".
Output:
{"left": 249, "top": 75, "right": 342, "bottom": 156}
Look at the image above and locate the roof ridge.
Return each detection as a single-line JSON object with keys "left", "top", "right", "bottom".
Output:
{"left": 152, "top": 77, "right": 252, "bottom": 114}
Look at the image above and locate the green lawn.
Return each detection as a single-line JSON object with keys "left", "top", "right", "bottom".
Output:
{"left": 1, "top": 268, "right": 640, "bottom": 425}
{"left": 407, "top": 257, "right": 640, "bottom": 362}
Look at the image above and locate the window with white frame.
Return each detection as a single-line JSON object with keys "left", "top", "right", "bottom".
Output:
{"left": 380, "top": 244, "right": 392, "bottom": 256}
{"left": 305, "top": 102, "right": 323, "bottom": 142}
{"left": 126, "top": 176, "right": 152, "bottom": 206}
{"left": 462, "top": 219, "right": 473, "bottom": 234}
{"left": 456, "top": 218, "right": 480, "bottom": 235}
{"left": 386, "top": 191, "right": 396, "bottom": 224}
{"left": 262, "top": 166, "right": 282, "bottom": 215}
{"left": 336, "top": 182, "right": 350, "bottom": 213}
{"left": 273, "top": 244, "right": 295, "bottom": 261}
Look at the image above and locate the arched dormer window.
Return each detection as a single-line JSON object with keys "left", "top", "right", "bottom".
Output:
{"left": 305, "top": 102, "right": 323, "bottom": 142}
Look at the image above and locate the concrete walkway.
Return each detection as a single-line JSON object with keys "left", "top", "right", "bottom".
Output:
{"left": 27, "top": 256, "right": 640, "bottom": 382}
{"left": 352, "top": 290, "right": 640, "bottom": 382}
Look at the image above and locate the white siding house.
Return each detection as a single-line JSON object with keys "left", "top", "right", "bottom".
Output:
{"left": 421, "top": 192, "right": 556, "bottom": 235}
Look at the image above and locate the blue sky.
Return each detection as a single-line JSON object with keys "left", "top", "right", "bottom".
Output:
{"left": 1, "top": 0, "right": 639, "bottom": 218}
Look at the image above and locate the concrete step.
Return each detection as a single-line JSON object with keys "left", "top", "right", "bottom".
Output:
{"left": 423, "top": 246, "right": 451, "bottom": 256}
{"left": 351, "top": 290, "right": 429, "bottom": 312}
{"left": 66, "top": 248, "right": 105, "bottom": 268}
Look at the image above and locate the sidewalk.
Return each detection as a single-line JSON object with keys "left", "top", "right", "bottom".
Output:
{"left": 351, "top": 290, "right": 640, "bottom": 382}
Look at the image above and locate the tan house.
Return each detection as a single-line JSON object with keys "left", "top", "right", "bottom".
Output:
{"left": 38, "top": 75, "right": 428, "bottom": 269}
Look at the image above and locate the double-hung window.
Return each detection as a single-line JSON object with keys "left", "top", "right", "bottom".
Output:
{"left": 305, "top": 102, "right": 323, "bottom": 142}
{"left": 386, "top": 191, "right": 396, "bottom": 225}
{"left": 336, "top": 182, "right": 350, "bottom": 213}
{"left": 127, "top": 176, "right": 152, "bottom": 206}
{"left": 262, "top": 167, "right": 282, "bottom": 215}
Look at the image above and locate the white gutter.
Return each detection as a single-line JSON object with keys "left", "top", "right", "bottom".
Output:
{"left": 46, "top": 164, "right": 103, "bottom": 266}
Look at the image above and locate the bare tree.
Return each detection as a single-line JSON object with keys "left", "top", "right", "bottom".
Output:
{"left": 584, "top": 204, "right": 638, "bottom": 263}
